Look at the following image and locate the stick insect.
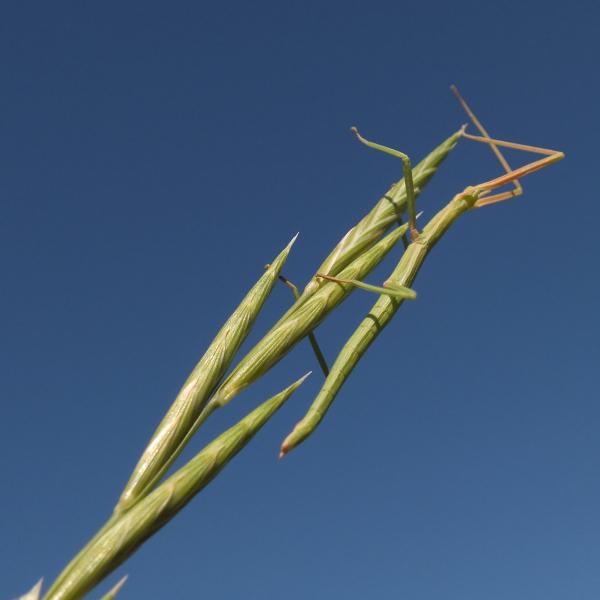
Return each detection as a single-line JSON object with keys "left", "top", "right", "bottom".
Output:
{"left": 115, "top": 124, "right": 460, "bottom": 514}
{"left": 280, "top": 88, "right": 564, "bottom": 456}
{"left": 36, "top": 88, "right": 563, "bottom": 600}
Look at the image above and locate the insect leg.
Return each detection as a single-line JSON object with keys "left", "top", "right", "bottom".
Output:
{"left": 351, "top": 126, "right": 419, "bottom": 240}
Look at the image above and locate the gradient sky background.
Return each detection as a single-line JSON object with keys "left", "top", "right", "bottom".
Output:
{"left": 2, "top": 2, "right": 598, "bottom": 599}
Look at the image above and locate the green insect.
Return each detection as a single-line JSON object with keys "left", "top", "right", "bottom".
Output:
{"left": 114, "top": 119, "right": 463, "bottom": 516}
{"left": 280, "top": 88, "right": 564, "bottom": 456}
{"left": 39, "top": 87, "right": 564, "bottom": 600}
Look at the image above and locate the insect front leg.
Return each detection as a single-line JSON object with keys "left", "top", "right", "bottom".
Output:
{"left": 351, "top": 126, "right": 419, "bottom": 240}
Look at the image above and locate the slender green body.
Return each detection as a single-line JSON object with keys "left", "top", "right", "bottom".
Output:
{"left": 116, "top": 237, "right": 296, "bottom": 513}
{"left": 117, "top": 123, "right": 459, "bottom": 509}
{"left": 121, "top": 223, "right": 408, "bottom": 504}
{"left": 114, "top": 132, "right": 461, "bottom": 511}
{"left": 43, "top": 376, "right": 308, "bottom": 600}
{"left": 281, "top": 190, "right": 479, "bottom": 454}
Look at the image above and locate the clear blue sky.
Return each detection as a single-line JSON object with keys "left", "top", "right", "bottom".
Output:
{"left": 2, "top": 2, "right": 598, "bottom": 599}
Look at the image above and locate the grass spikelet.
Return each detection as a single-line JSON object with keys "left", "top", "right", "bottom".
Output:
{"left": 44, "top": 374, "right": 309, "bottom": 600}
{"left": 116, "top": 235, "right": 298, "bottom": 513}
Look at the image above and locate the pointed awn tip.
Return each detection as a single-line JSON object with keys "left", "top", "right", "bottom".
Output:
{"left": 297, "top": 370, "right": 312, "bottom": 385}
{"left": 18, "top": 579, "right": 43, "bottom": 600}
{"left": 101, "top": 575, "right": 129, "bottom": 599}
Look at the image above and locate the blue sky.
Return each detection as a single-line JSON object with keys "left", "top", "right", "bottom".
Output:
{"left": 2, "top": 2, "right": 598, "bottom": 599}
